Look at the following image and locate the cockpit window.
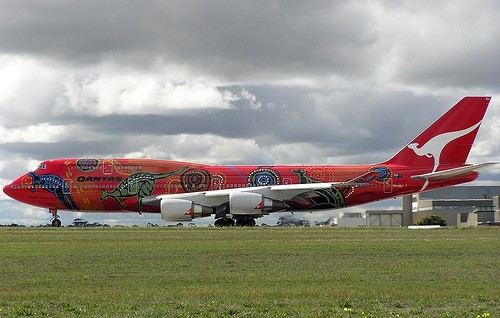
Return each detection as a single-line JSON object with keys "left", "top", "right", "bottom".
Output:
{"left": 38, "top": 164, "right": 46, "bottom": 169}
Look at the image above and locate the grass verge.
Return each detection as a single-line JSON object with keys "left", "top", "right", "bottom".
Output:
{"left": 0, "top": 227, "right": 498, "bottom": 317}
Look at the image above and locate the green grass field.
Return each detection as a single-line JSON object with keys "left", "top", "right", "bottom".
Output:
{"left": 0, "top": 227, "right": 498, "bottom": 317}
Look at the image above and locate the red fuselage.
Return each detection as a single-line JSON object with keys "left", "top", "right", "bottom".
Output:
{"left": 3, "top": 158, "right": 477, "bottom": 214}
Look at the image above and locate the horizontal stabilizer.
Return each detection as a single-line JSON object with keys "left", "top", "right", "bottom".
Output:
{"left": 268, "top": 182, "right": 364, "bottom": 191}
{"left": 410, "top": 162, "right": 497, "bottom": 181}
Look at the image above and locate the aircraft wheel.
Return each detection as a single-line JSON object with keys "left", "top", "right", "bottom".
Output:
{"left": 214, "top": 218, "right": 234, "bottom": 227}
{"left": 236, "top": 218, "right": 256, "bottom": 227}
{"left": 52, "top": 218, "right": 62, "bottom": 227}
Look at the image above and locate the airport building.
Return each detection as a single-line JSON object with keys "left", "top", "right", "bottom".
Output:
{"left": 332, "top": 212, "right": 366, "bottom": 227}
{"left": 358, "top": 186, "right": 500, "bottom": 227}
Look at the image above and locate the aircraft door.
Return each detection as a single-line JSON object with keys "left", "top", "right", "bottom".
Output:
{"left": 383, "top": 178, "right": 393, "bottom": 193}
{"left": 211, "top": 178, "right": 221, "bottom": 190}
{"left": 103, "top": 161, "right": 113, "bottom": 175}
{"left": 63, "top": 179, "right": 72, "bottom": 194}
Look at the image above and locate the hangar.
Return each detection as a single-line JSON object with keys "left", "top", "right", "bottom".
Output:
{"left": 365, "top": 186, "right": 500, "bottom": 227}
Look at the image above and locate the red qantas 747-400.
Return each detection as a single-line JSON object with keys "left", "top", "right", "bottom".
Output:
{"left": 3, "top": 97, "right": 496, "bottom": 226}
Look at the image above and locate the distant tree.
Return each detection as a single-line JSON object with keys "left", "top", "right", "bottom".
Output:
{"left": 416, "top": 215, "right": 447, "bottom": 226}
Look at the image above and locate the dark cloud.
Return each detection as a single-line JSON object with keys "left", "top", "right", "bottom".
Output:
{"left": 0, "top": 1, "right": 379, "bottom": 81}
{"left": 2, "top": 1, "right": 499, "bottom": 88}
{"left": 0, "top": 141, "right": 131, "bottom": 160}
{"left": 2, "top": 85, "right": 492, "bottom": 164}
{"left": 381, "top": 2, "right": 500, "bottom": 90}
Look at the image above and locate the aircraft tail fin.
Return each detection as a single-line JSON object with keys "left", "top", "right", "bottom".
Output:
{"left": 384, "top": 97, "right": 491, "bottom": 171}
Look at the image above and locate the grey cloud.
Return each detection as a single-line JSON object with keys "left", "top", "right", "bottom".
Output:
{"left": 380, "top": 2, "right": 500, "bottom": 90}
{"left": 0, "top": 141, "right": 134, "bottom": 161}
{"left": 48, "top": 87, "right": 447, "bottom": 164}
{"left": 2, "top": 1, "right": 499, "bottom": 90}
{"left": 0, "top": 1, "right": 378, "bottom": 81}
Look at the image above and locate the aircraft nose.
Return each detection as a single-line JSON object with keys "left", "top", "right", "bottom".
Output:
{"left": 3, "top": 174, "right": 30, "bottom": 200}
{"left": 3, "top": 181, "right": 16, "bottom": 199}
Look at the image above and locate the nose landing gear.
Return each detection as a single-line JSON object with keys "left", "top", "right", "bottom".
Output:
{"left": 50, "top": 208, "right": 62, "bottom": 227}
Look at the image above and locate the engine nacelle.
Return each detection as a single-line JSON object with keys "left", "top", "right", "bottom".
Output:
{"left": 160, "top": 199, "right": 212, "bottom": 222}
{"left": 229, "top": 192, "right": 287, "bottom": 215}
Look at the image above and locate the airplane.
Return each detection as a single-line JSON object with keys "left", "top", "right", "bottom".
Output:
{"left": 3, "top": 96, "right": 496, "bottom": 227}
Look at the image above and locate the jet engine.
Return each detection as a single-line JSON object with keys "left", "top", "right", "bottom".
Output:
{"left": 229, "top": 192, "right": 288, "bottom": 215}
{"left": 160, "top": 199, "right": 212, "bottom": 221}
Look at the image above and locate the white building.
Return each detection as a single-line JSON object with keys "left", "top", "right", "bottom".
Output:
{"left": 414, "top": 186, "right": 499, "bottom": 226}
{"left": 366, "top": 186, "right": 500, "bottom": 227}
{"left": 333, "top": 212, "right": 366, "bottom": 227}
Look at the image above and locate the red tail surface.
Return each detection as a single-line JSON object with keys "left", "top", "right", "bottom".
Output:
{"left": 385, "top": 97, "right": 491, "bottom": 172}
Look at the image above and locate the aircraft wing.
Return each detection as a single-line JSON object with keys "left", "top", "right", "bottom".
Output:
{"left": 154, "top": 181, "right": 360, "bottom": 202}
{"left": 142, "top": 181, "right": 363, "bottom": 211}
{"left": 410, "top": 162, "right": 497, "bottom": 181}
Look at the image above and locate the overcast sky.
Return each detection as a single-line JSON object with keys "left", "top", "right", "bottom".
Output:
{"left": 1, "top": 1, "right": 499, "bottom": 226}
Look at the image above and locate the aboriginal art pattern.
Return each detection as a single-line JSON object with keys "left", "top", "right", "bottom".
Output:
{"left": 180, "top": 169, "right": 211, "bottom": 192}
{"left": 75, "top": 158, "right": 100, "bottom": 172}
{"left": 287, "top": 169, "right": 345, "bottom": 210}
{"left": 76, "top": 158, "right": 142, "bottom": 176}
{"left": 100, "top": 167, "right": 187, "bottom": 210}
{"left": 247, "top": 167, "right": 280, "bottom": 186}
{"left": 340, "top": 166, "right": 392, "bottom": 198}
{"left": 302, "top": 166, "right": 335, "bottom": 183}
{"left": 28, "top": 172, "right": 79, "bottom": 210}
{"left": 369, "top": 166, "right": 392, "bottom": 181}
{"left": 210, "top": 172, "right": 226, "bottom": 190}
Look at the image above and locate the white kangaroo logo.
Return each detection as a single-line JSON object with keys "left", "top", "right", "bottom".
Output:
{"left": 408, "top": 120, "right": 482, "bottom": 191}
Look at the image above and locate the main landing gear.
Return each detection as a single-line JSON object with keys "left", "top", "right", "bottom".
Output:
{"left": 214, "top": 217, "right": 257, "bottom": 227}
{"left": 214, "top": 218, "right": 235, "bottom": 227}
{"left": 213, "top": 203, "right": 258, "bottom": 227}
{"left": 236, "top": 217, "right": 256, "bottom": 227}
{"left": 49, "top": 208, "right": 62, "bottom": 227}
